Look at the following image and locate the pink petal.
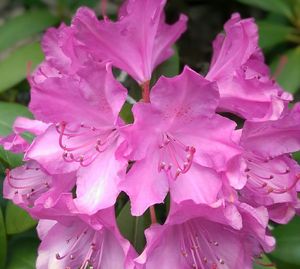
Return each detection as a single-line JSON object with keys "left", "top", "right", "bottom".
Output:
{"left": 30, "top": 62, "right": 126, "bottom": 126}
{"left": 121, "top": 149, "right": 169, "bottom": 216}
{"left": 74, "top": 142, "right": 127, "bottom": 214}
{"left": 26, "top": 125, "right": 79, "bottom": 174}
{"left": 72, "top": 2, "right": 187, "bottom": 83}
{"left": 170, "top": 163, "right": 222, "bottom": 204}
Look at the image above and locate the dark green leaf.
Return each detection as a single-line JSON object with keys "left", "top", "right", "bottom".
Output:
{"left": 120, "top": 102, "right": 134, "bottom": 124}
{"left": 0, "top": 9, "right": 59, "bottom": 52}
{"left": 269, "top": 216, "right": 300, "bottom": 268}
{"left": 0, "top": 207, "right": 7, "bottom": 269}
{"left": 293, "top": 151, "right": 300, "bottom": 163}
{"left": 156, "top": 49, "right": 180, "bottom": 78}
{"left": 258, "top": 21, "right": 295, "bottom": 49}
{"left": 271, "top": 46, "right": 300, "bottom": 93}
{"left": 117, "top": 202, "right": 150, "bottom": 253}
{"left": 151, "top": 47, "right": 180, "bottom": 85}
{"left": 0, "top": 148, "right": 23, "bottom": 169}
{"left": 6, "top": 238, "right": 38, "bottom": 269}
{"left": 5, "top": 202, "right": 37, "bottom": 235}
{"left": 237, "top": 0, "right": 293, "bottom": 19}
{"left": 0, "top": 42, "right": 44, "bottom": 92}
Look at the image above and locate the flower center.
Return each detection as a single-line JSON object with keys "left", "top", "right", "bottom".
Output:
{"left": 158, "top": 133, "right": 195, "bottom": 180}
{"left": 179, "top": 221, "right": 225, "bottom": 269}
{"left": 6, "top": 163, "right": 51, "bottom": 206}
{"left": 56, "top": 121, "right": 118, "bottom": 167}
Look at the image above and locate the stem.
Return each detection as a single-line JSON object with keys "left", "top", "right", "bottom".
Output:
{"left": 149, "top": 206, "right": 157, "bottom": 224}
{"left": 141, "top": 80, "right": 150, "bottom": 103}
{"left": 272, "top": 55, "right": 288, "bottom": 80}
{"left": 101, "top": 0, "right": 108, "bottom": 21}
{"left": 26, "top": 61, "right": 32, "bottom": 81}
{"left": 141, "top": 81, "right": 156, "bottom": 224}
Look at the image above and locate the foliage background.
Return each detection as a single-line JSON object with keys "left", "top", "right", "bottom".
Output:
{"left": 0, "top": 0, "right": 300, "bottom": 268}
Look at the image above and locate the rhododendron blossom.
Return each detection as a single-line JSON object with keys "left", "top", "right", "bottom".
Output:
{"left": 206, "top": 13, "right": 292, "bottom": 121}
{"left": 136, "top": 201, "right": 275, "bottom": 269}
{"left": 35, "top": 196, "right": 136, "bottom": 269}
{"left": 27, "top": 61, "right": 128, "bottom": 214}
{"left": 1, "top": 0, "right": 300, "bottom": 268}
{"left": 120, "top": 66, "right": 240, "bottom": 215}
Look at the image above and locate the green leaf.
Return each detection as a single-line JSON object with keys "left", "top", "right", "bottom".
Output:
{"left": 293, "top": 151, "right": 300, "bottom": 163}
{"left": 271, "top": 46, "right": 300, "bottom": 93}
{"left": 269, "top": 216, "right": 300, "bottom": 268}
{"left": 0, "top": 207, "right": 7, "bottom": 269}
{"left": 0, "top": 102, "right": 32, "bottom": 136}
{"left": 0, "top": 9, "right": 59, "bottom": 52}
{"left": 5, "top": 202, "right": 37, "bottom": 235}
{"left": 258, "top": 21, "right": 295, "bottom": 49}
{"left": 237, "top": 0, "right": 293, "bottom": 19}
{"left": 120, "top": 102, "right": 134, "bottom": 124}
{"left": 0, "top": 148, "right": 23, "bottom": 169}
{"left": 117, "top": 202, "right": 150, "bottom": 253}
{"left": 254, "top": 255, "right": 276, "bottom": 269}
{"left": 6, "top": 238, "right": 38, "bottom": 269}
{"left": 0, "top": 42, "right": 44, "bottom": 92}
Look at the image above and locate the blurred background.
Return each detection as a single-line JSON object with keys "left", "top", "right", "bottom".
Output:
{"left": 0, "top": 0, "right": 300, "bottom": 268}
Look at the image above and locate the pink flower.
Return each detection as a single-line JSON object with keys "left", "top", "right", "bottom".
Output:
{"left": 0, "top": 134, "right": 28, "bottom": 154}
{"left": 3, "top": 160, "right": 75, "bottom": 211}
{"left": 206, "top": 13, "right": 292, "bottom": 120}
{"left": 227, "top": 104, "right": 300, "bottom": 223}
{"left": 26, "top": 61, "right": 128, "bottom": 214}
{"left": 72, "top": 0, "right": 187, "bottom": 83}
{"left": 136, "top": 200, "right": 275, "bottom": 269}
{"left": 35, "top": 196, "right": 136, "bottom": 269}
{"left": 120, "top": 67, "right": 240, "bottom": 215}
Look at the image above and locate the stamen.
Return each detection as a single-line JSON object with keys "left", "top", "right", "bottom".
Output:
{"left": 5, "top": 164, "right": 51, "bottom": 205}
{"left": 56, "top": 122, "right": 118, "bottom": 167}
{"left": 180, "top": 221, "right": 225, "bottom": 269}
{"left": 55, "top": 228, "right": 107, "bottom": 269}
{"left": 56, "top": 229, "right": 89, "bottom": 261}
{"left": 158, "top": 133, "right": 196, "bottom": 180}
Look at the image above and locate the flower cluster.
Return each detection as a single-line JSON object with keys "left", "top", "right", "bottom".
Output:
{"left": 1, "top": 1, "right": 300, "bottom": 268}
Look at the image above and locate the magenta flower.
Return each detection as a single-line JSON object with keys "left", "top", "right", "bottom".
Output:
{"left": 136, "top": 200, "right": 275, "bottom": 269}
{"left": 35, "top": 196, "right": 136, "bottom": 269}
{"left": 26, "top": 61, "right": 128, "bottom": 214}
{"left": 206, "top": 13, "right": 292, "bottom": 120}
{"left": 3, "top": 160, "right": 75, "bottom": 211}
{"left": 120, "top": 67, "right": 240, "bottom": 215}
{"left": 72, "top": 0, "right": 187, "bottom": 83}
{"left": 2, "top": 2, "right": 300, "bottom": 267}
{"left": 236, "top": 104, "right": 300, "bottom": 223}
